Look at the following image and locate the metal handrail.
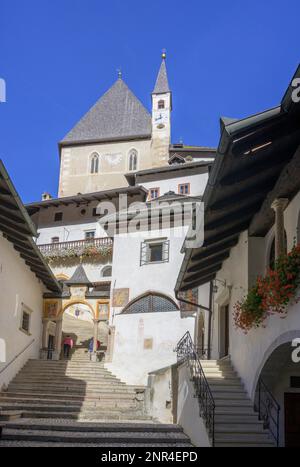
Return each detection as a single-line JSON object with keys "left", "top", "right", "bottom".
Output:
{"left": 255, "top": 377, "right": 280, "bottom": 447}
{"left": 0, "top": 339, "right": 35, "bottom": 375}
{"left": 175, "top": 331, "right": 215, "bottom": 446}
{"left": 38, "top": 237, "right": 113, "bottom": 253}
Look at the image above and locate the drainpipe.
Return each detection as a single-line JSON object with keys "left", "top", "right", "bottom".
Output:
{"left": 175, "top": 280, "right": 214, "bottom": 360}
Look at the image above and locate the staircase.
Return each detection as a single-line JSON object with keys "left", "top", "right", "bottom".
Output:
{"left": 0, "top": 346, "right": 192, "bottom": 446}
{"left": 201, "top": 359, "right": 275, "bottom": 447}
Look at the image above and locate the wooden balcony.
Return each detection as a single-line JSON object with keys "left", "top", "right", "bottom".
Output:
{"left": 38, "top": 237, "right": 113, "bottom": 260}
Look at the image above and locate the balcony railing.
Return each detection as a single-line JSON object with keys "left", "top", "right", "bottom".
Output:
{"left": 38, "top": 237, "right": 113, "bottom": 260}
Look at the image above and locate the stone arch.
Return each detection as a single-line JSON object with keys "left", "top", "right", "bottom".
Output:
{"left": 61, "top": 299, "right": 96, "bottom": 320}
{"left": 251, "top": 329, "right": 300, "bottom": 400}
{"left": 121, "top": 290, "right": 179, "bottom": 314}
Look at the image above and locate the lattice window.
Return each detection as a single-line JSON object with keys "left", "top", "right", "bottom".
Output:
{"left": 122, "top": 293, "right": 178, "bottom": 314}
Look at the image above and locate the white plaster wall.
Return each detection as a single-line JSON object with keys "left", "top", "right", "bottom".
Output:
{"left": 148, "top": 367, "right": 173, "bottom": 423}
{"left": 140, "top": 173, "right": 208, "bottom": 198}
{"left": 106, "top": 311, "right": 195, "bottom": 386}
{"left": 110, "top": 226, "right": 188, "bottom": 314}
{"left": 177, "top": 363, "right": 211, "bottom": 447}
{"left": 211, "top": 191, "right": 300, "bottom": 399}
{"left": 0, "top": 234, "right": 45, "bottom": 388}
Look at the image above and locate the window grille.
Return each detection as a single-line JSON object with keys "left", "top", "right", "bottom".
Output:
{"left": 122, "top": 293, "right": 178, "bottom": 314}
{"left": 140, "top": 240, "right": 170, "bottom": 266}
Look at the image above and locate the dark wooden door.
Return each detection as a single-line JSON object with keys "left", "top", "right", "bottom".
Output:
{"left": 285, "top": 393, "right": 300, "bottom": 447}
{"left": 224, "top": 305, "right": 229, "bottom": 357}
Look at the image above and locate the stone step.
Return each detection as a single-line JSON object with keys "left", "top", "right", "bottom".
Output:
{"left": 0, "top": 403, "right": 139, "bottom": 413}
{"left": 9, "top": 411, "right": 152, "bottom": 421}
{"left": 12, "top": 376, "right": 122, "bottom": 384}
{"left": 1, "top": 428, "right": 191, "bottom": 444}
{"left": 209, "top": 386, "right": 245, "bottom": 393}
{"left": 6, "top": 386, "right": 131, "bottom": 396}
{"left": 0, "top": 394, "right": 138, "bottom": 405}
{"left": 215, "top": 424, "right": 268, "bottom": 434}
{"left": 1, "top": 390, "right": 137, "bottom": 401}
{"left": 215, "top": 433, "right": 274, "bottom": 445}
{"left": 212, "top": 392, "right": 248, "bottom": 400}
{"left": 214, "top": 399, "right": 253, "bottom": 407}
{"left": 1, "top": 420, "right": 182, "bottom": 433}
{"left": 215, "top": 406, "right": 257, "bottom": 415}
{"left": 0, "top": 441, "right": 192, "bottom": 447}
{"left": 215, "top": 414, "right": 262, "bottom": 424}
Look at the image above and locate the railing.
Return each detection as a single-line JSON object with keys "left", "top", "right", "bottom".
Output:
{"left": 38, "top": 237, "right": 113, "bottom": 254}
{"left": 0, "top": 339, "right": 35, "bottom": 375}
{"left": 175, "top": 331, "right": 215, "bottom": 446}
{"left": 255, "top": 377, "right": 280, "bottom": 447}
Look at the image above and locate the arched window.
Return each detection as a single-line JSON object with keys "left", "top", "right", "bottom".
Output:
{"left": 90, "top": 153, "right": 99, "bottom": 174}
{"left": 128, "top": 149, "right": 138, "bottom": 172}
{"left": 102, "top": 266, "right": 112, "bottom": 278}
{"left": 122, "top": 292, "right": 179, "bottom": 314}
{"left": 158, "top": 100, "right": 165, "bottom": 109}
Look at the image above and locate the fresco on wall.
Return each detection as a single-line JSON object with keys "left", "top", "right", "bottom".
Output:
{"left": 112, "top": 288, "right": 130, "bottom": 307}
{"left": 44, "top": 300, "right": 61, "bottom": 319}
{"left": 178, "top": 288, "right": 198, "bottom": 313}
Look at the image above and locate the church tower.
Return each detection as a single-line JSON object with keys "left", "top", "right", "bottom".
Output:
{"left": 151, "top": 52, "right": 172, "bottom": 166}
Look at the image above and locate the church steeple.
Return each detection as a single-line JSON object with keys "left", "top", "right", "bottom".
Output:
{"left": 153, "top": 52, "right": 171, "bottom": 95}
{"left": 151, "top": 51, "right": 172, "bottom": 166}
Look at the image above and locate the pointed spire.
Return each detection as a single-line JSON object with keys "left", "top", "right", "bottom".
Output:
{"left": 65, "top": 264, "right": 92, "bottom": 287}
{"left": 153, "top": 50, "right": 170, "bottom": 94}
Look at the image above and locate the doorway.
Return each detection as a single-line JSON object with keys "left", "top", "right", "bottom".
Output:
{"left": 285, "top": 393, "right": 300, "bottom": 447}
{"left": 219, "top": 304, "right": 229, "bottom": 359}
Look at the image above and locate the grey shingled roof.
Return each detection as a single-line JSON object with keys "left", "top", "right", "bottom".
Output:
{"left": 61, "top": 79, "right": 152, "bottom": 145}
{"left": 66, "top": 264, "right": 92, "bottom": 286}
{"left": 153, "top": 60, "right": 170, "bottom": 94}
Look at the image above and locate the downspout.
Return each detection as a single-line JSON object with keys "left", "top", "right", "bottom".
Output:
{"left": 175, "top": 280, "right": 214, "bottom": 360}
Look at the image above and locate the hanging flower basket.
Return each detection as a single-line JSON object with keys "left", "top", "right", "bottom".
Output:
{"left": 43, "top": 244, "right": 113, "bottom": 263}
{"left": 234, "top": 244, "right": 300, "bottom": 333}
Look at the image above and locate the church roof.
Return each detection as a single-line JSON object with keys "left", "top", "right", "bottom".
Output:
{"left": 66, "top": 264, "right": 92, "bottom": 287}
{"left": 153, "top": 59, "right": 170, "bottom": 94}
{"left": 61, "top": 78, "right": 152, "bottom": 145}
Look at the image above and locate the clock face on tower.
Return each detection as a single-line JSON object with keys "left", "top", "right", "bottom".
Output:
{"left": 153, "top": 110, "right": 168, "bottom": 128}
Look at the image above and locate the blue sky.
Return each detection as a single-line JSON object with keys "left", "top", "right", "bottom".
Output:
{"left": 0, "top": 0, "right": 299, "bottom": 202}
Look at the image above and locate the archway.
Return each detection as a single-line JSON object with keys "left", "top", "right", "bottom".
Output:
{"left": 62, "top": 302, "right": 95, "bottom": 358}
{"left": 253, "top": 331, "right": 300, "bottom": 447}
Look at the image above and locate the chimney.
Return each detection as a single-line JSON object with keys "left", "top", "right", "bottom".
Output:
{"left": 42, "top": 192, "right": 52, "bottom": 201}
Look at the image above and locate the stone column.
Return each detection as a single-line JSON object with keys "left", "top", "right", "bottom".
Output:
{"left": 53, "top": 319, "right": 63, "bottom": 361}
{"left": 42, "top": 319, "right": 48, "bottom": 349}
{"left": 271, "top": 198, "right": 288, "bottom": 260}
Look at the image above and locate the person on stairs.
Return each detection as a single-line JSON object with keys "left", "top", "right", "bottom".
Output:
{"left": 63, "top": 335, "right": 74, "bottom": 359}
{"left": 88, "top": 338, "right": 101, "bottom": 360}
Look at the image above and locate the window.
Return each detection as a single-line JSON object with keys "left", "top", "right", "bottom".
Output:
{"left": 122, "top": 292, "right": 178, "bottom": 314}
{"left": 178, "top": 183, "right": 190, "bottom": 195}
{"left": 91, "top": 153, "right": 99, "bottom": 174}
{"left": 102, "top": 266, "right": 112, "bottom": 277}
{"left": 140, "top": 239, "right": 170, "bottom": 265}
{"left": 158, "top": 100, "right": 165, "bottom": 109}
{"left": 85, "top": 230, "right": 96, "bottom": 241}
{"left": 54, "top": 212, "right": 63, "bottom": 222}
{"left": 128, "top": 149, "right": 138, "bottom": 172}
{"left": 20, "top": 307, "right": 32, "bottom": 334}
{"left": 149, "top": 188, "right": 160, "bottom": 200}
{"left": 51, "top": 237, "right": 59, "bottom": 244}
